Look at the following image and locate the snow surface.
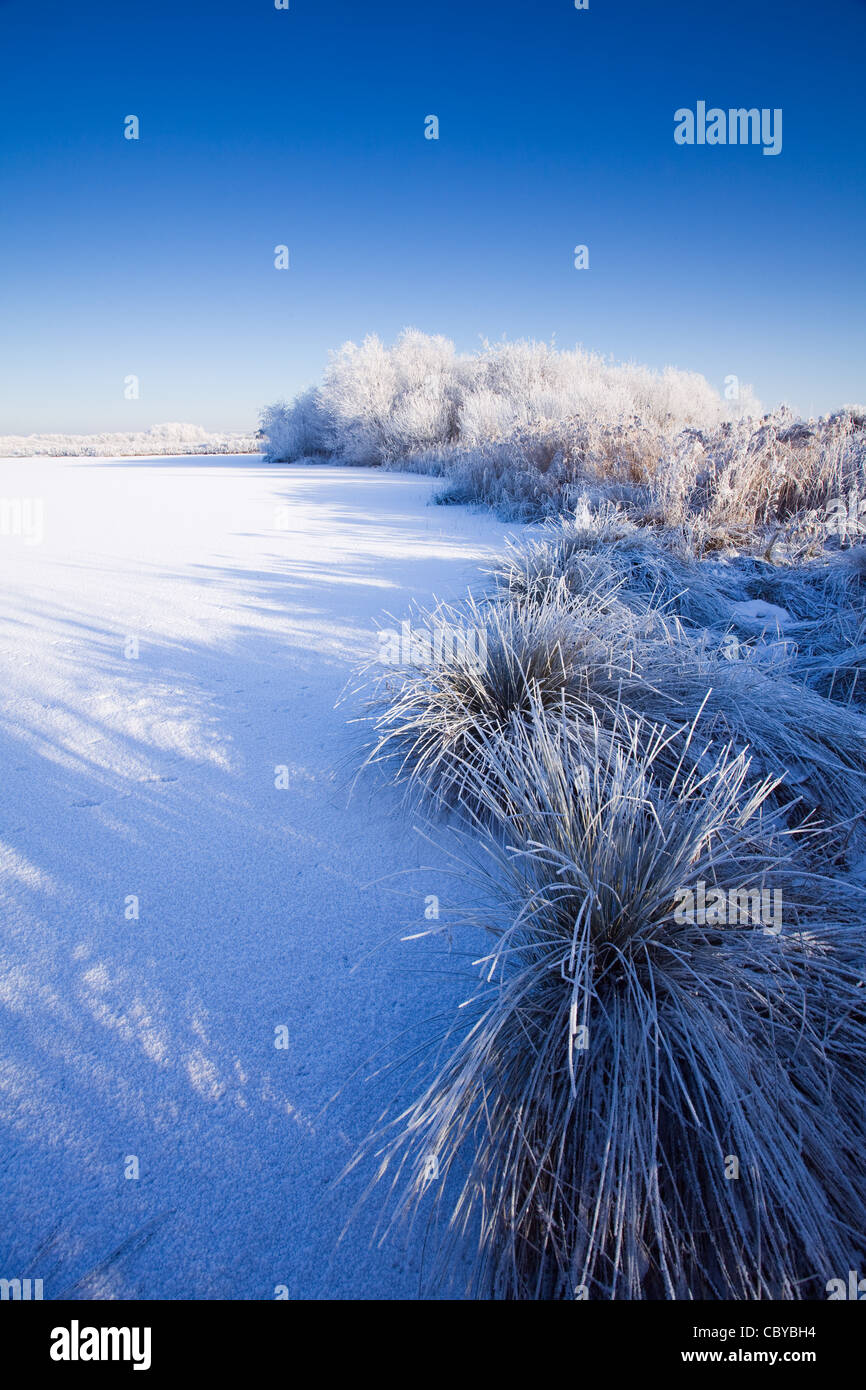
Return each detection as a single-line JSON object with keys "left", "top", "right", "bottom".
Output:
{"left": 730, "top": 599, "right": 793, "bottom": 630}
{"left": 0, "top": 456, "right": 520, "bottom": 1299}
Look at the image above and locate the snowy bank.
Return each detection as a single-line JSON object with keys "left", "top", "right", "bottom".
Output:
{"left": 0, "top": 423, "right": 259, "bottom": 458}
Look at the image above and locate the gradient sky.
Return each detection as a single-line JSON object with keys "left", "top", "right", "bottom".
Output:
{"left": 1, "top": 0, "right": 864, "bottom": 434}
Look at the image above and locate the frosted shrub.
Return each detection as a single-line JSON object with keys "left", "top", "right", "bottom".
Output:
{"left": 261, "top": 330, "right": 865, "bottom": 535}
{"left": 259, "top": 388, "right": 328, "bottom": 461}
{"left": 381, "top": 379, "right": 456, "bottom": 459}
{"left": 458, "top": 388, "right": 522, "bottom": 444}
{"left": 321, "top": 336, "right": 401, "bottom": 464}
{"left": 260, "top": 330, "right": 751, "bottom": 471}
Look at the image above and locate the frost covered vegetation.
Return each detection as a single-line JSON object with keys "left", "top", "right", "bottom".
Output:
{"left": 324, "top": 335, "right": 866, "bottom": 1299}
{"left": 261, "top": 329, "right": 760, "bottom": 474}
{"left": 0, "top": 422, "right": 259, "bottom": 457}
{"left": 350, "top": 513, "right": 866, "bottom": 1300}
{"left": 261, "top": 329, "right": 865, "bottom": 544}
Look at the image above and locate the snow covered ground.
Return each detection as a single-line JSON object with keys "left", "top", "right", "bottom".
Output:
{"left": 0, "top": 456, "right": 519, "bottom": 1299}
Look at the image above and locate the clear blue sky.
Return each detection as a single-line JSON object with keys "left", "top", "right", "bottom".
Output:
{"left": 1, "top": 0, "right": 864, "bottom": 434}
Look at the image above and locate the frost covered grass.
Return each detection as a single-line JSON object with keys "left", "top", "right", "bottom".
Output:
{"left": 316, "top": 329, "right": 866, "bottom": 1298}
{"left": 356, "top": 706, "right": 866, "bottom": 1299}
{"left": 0, "top": 422, "right": 259, "bottom": 457}
{"left": 493, "top": 506, "right": 866, "bottom": 708}
{"left": 361, "top": 578, "right": 866, "bottom": 826}
{"left": 351, "top": 504, "right": 866, "bottom": 1299}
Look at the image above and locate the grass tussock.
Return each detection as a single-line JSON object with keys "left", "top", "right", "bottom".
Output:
{"left": 358, "top": 707, "right": 866, "bottom": 1299}
{"left": 361, "top": 578, "right": 866, "bottom": 827}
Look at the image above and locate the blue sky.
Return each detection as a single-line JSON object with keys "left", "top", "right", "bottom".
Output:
{"left": 1, "top": 0, "right": 864, "bottom": 433}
